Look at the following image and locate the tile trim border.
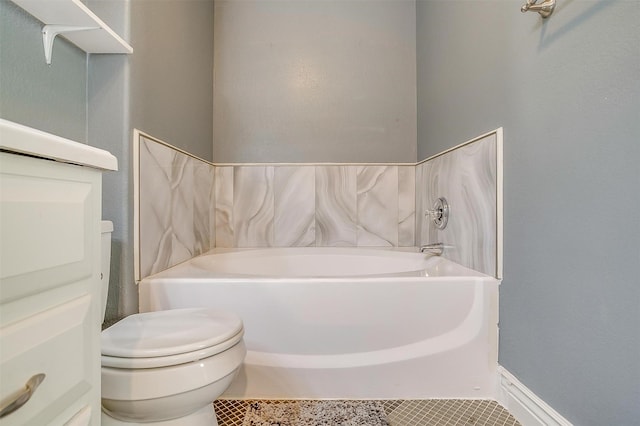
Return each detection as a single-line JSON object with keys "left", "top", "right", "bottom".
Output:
{"left": 416, "top": 127, "right": 502, "bottom": 166}
{"left": 133, "top": 128, "right": 503, "bottom": 169}
{"left": 496, "top": 128, "right": 504, "bottom": 280}
{"left": 133, "top": 129, "right": 141, "bottom": 283}
{"left": 496, "top": 366, "right": 573, "bottom": 426}
{"left": 133, "top": 127, "right": 504, "bottom": 169}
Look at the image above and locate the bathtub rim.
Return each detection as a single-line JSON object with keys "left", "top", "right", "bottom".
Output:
{"left": 139, "top": 247, "right": 494, "bottom": 282}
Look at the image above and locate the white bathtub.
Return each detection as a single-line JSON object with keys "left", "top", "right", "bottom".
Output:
{"left": 139, "top": 247, "right": 499, "bottom": 399}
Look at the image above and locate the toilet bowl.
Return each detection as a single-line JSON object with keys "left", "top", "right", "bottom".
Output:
{"left": 101, "top": 308, "right": 246, "bottom": 425}
{"left": 100, "top": 222, "right": 245, "bottom": 425}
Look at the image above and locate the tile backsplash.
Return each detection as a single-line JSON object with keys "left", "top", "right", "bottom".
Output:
{"left": 136, "top": 136, "right": 214, "bottom": 280}
{"left": 215, "top": 164, "right": 416, "bottom": 248}
{"left": 274, "top": 166, "right": 315, "bottom": 247}
{"left": 416, "top": 133, "right": 499, "bottom": 277}
{"left": 135, "top": 130, "right": 500, "bottom": 280}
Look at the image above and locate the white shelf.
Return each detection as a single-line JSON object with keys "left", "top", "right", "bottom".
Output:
{"left": 11, "top": 0, "right": 132, "bottom": 58}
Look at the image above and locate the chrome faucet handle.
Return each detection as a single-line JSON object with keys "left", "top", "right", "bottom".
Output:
{"left": 425, "top": 197, "right": 449, "bottom": 230}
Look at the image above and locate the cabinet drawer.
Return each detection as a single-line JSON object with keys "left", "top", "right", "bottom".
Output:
{"left": 0, "top": 295, "right": 94, "bottom": 426}
{"left": 0, "top": 154, "right": 97, "bottom": 307}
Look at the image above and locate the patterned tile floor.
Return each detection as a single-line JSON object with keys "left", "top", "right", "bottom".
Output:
{"left": 214, "top": 399, "right": 522, "bottom": 426}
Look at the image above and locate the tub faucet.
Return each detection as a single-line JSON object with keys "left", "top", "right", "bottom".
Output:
{"left": 420, "top": 243, "right": 444, "bottom": 256}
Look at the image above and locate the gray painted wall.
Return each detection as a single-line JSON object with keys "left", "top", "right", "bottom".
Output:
{"left": 130, "top": 0, "right": 214, "bottom": 162}
{"left": 87, "top": 0, "right": 135, "bottom": 322}
{"left": 213, "top": 0, "right": 417, "bottom": 163}
{"left": 416, "top": 1, "right": 640, "bottom": 425}
{"left": 89, "top": 55, "right": 135, "bottom": 323}
{"left": 87, "top": 0, "right": 215, "bottom": 321}
{"left": 0, "top": 0, "right": 87, "bottom": 143}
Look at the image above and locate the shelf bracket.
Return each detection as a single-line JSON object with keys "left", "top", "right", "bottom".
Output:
{"left": 42, "top": 24, "right": 99, "bottom": 65}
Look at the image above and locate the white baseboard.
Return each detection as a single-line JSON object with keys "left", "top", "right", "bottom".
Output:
{"left": 496, "top": 366, "right": 573, "bottom": 426}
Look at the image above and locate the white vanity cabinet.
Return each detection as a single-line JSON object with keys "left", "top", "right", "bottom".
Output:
{"left": 0, "top": 120, "right": 117, "bottom": 425}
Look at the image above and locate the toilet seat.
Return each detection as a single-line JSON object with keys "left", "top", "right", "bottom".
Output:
{"left": 102, "top": 340, "right": 246, "bottom": 406}
{"left": 101, "top": 308, "right": 244, "bottom": 369}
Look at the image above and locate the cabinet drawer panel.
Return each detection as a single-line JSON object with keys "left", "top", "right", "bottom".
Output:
{"left": 0, "top": 295, "right": 93, "bottom": 426}
{"left": 0, "top": 155, "right": 96, "bottom": 305}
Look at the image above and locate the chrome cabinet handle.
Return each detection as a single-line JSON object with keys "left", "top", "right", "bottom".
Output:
{"left": 0, "top": 374, "right": 46, "bottom": 418}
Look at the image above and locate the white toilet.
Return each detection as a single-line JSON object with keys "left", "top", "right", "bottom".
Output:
{"left": 99, "top": 221, "right": 246, "bottom": 425}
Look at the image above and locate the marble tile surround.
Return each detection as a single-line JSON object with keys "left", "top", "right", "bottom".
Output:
{"left": 214, "top": 164, "right": 416, "bottom": 248}
{"left": 416, "top": 133, "right": 498, "bottom": 277}
{"left": 136, "top": 131, "right": 498, "bottom": 279}
{"left": 137, "top": 136, "right": 214, "bottom": 279}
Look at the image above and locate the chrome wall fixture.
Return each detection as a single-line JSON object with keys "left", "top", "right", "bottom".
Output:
{"left": 420, "top": 243, "right": 445, "bottom": 256}
{"left": 425, "top": 197, "right": 449, "bottom": 230}
{"left": 521, "top": 0, "right": 556, "bottom": 18}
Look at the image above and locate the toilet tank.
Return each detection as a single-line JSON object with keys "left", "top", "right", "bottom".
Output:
{"left": 101, "top": 220, "right": 113, "bottom": 322}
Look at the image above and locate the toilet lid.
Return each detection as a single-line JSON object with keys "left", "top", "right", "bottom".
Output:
{"left": 101, "top": 308, "right": 243, "bottom": 358}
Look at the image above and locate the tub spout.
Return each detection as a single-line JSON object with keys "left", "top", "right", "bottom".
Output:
{"left": 420, "top": 243, "right": 444, "bottom": 256}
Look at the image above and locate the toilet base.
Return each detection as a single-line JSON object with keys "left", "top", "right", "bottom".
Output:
{"left": 101, "top": 404, "right": 218, "bottom": 426}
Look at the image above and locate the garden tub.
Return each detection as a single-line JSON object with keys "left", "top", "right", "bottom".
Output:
{"left": 139, "top": 247, "right": 499, "bottom": 399}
